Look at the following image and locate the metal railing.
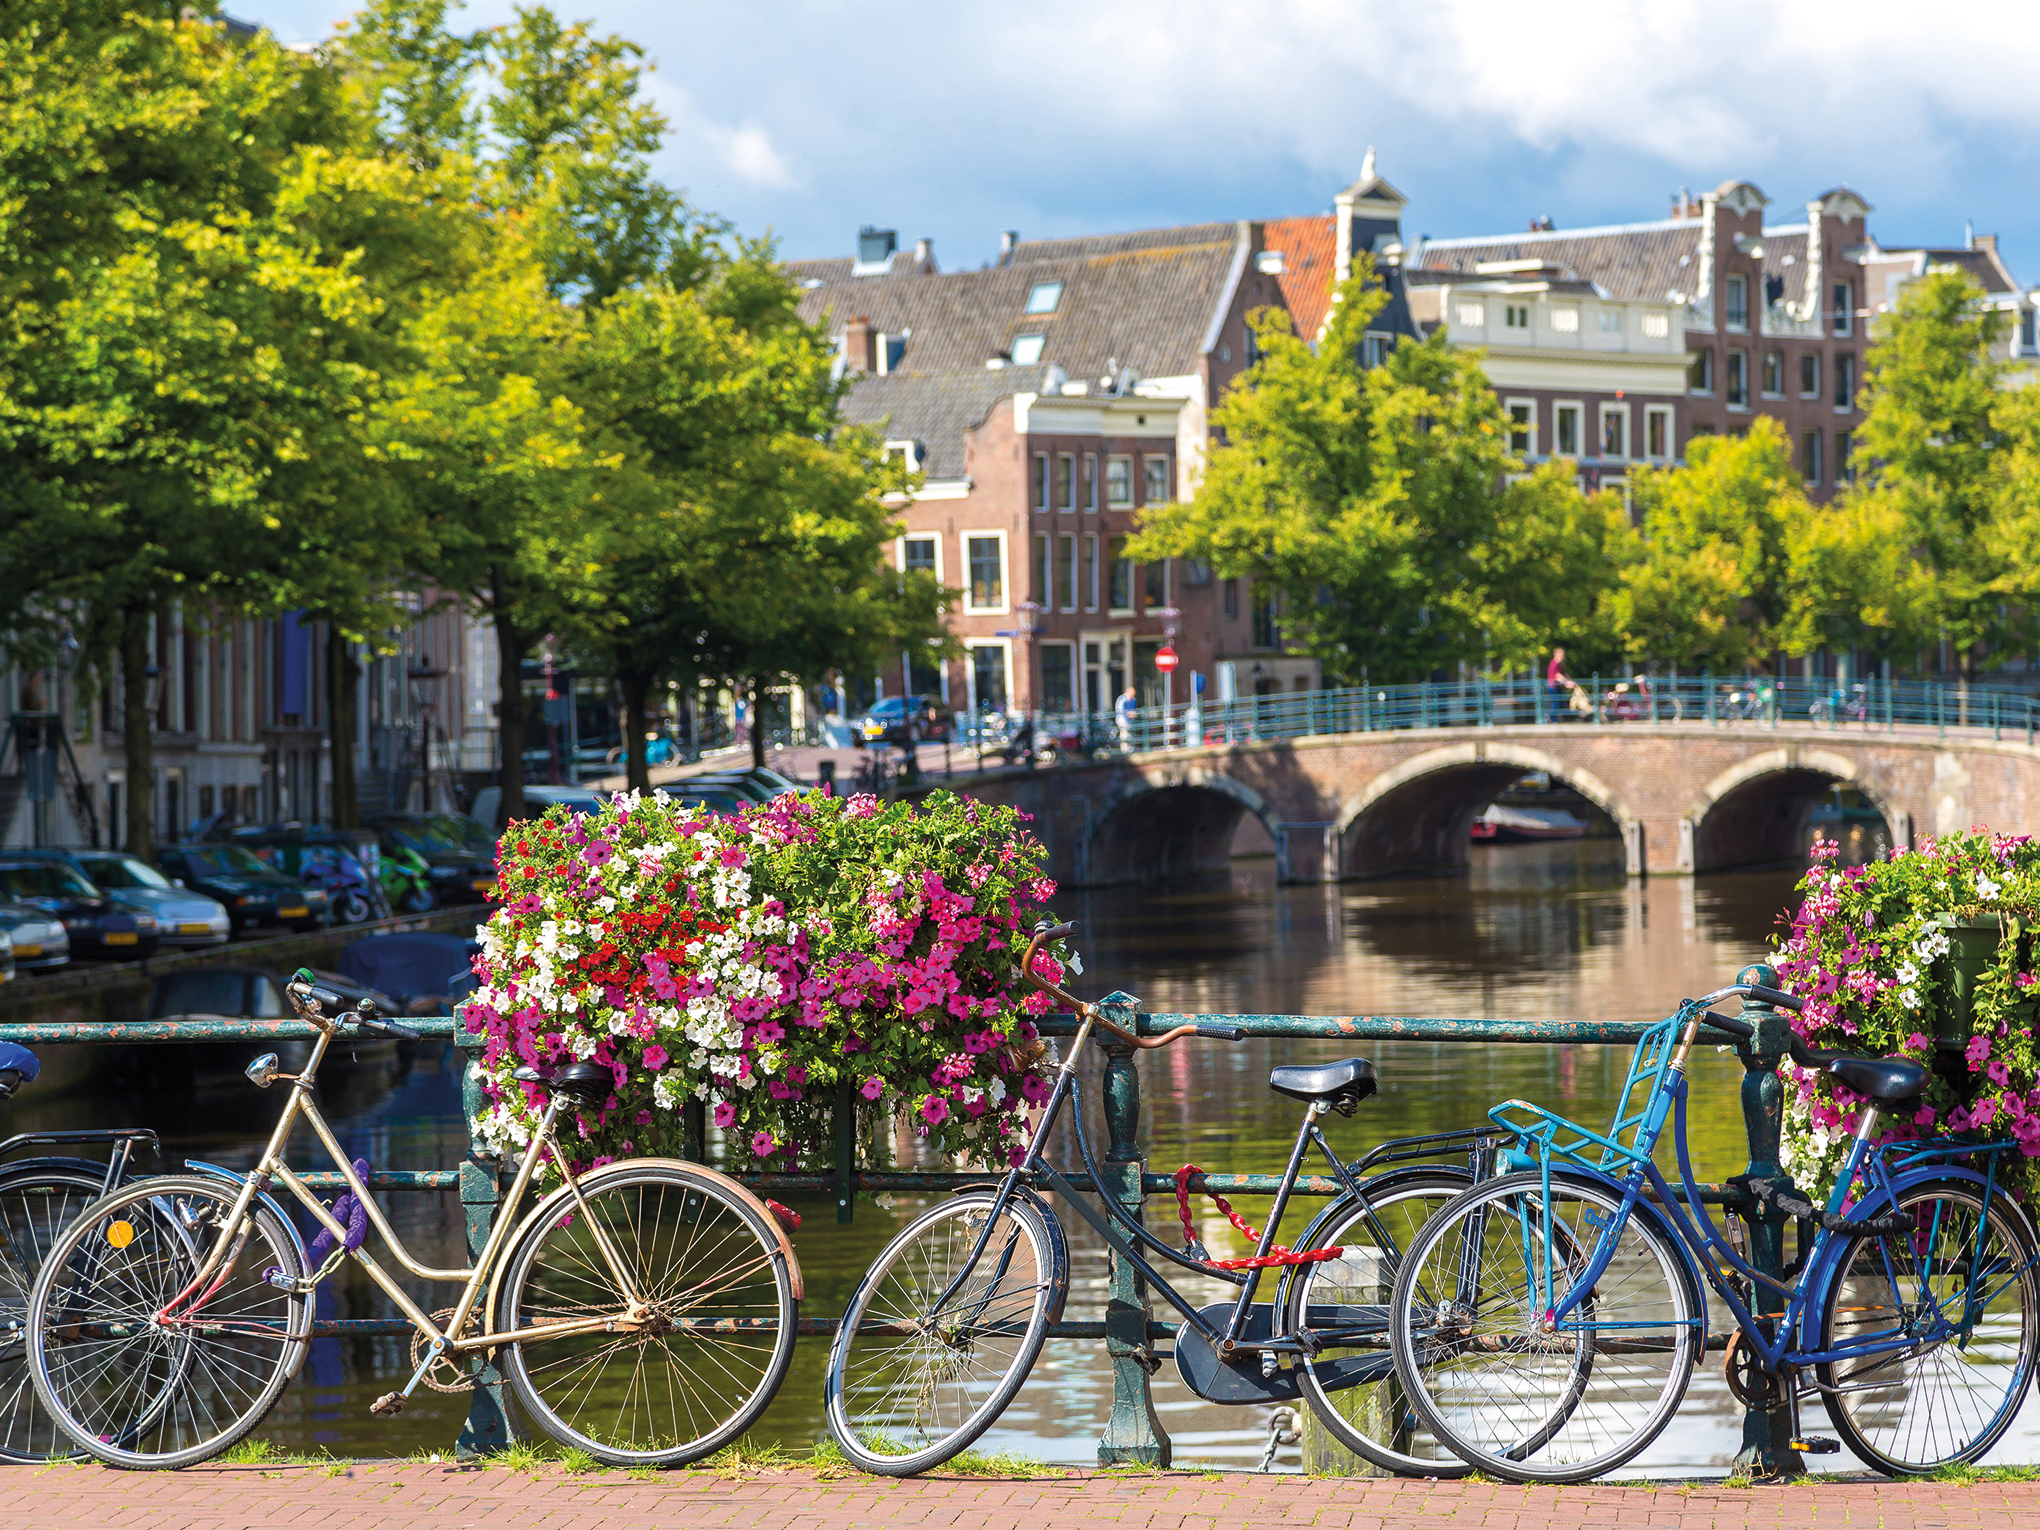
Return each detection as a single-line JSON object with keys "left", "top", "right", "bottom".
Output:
{"left": 0, "top": 967, "right": 1808, "bottom": 1474}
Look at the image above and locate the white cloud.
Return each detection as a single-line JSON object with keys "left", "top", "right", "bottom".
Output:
{"left": 708, "top": 123, "right": 799, "bottom": 191}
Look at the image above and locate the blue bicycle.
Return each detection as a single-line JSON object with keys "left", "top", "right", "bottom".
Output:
{"left": 1386, "top": 981, "right": 2040, "bottom": 1481}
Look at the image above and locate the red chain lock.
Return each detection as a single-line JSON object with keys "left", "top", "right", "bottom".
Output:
{"left": 1174, "top": 1164, "right": 1343, "bottom": 1270}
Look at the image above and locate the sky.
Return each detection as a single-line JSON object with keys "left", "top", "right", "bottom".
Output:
{"left": 253, "top": 0, "right": 2040, "bottom": 281}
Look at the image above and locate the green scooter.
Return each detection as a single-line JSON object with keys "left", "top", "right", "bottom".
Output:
{"left": 378, "top": 844, "right": 436, "bottom": 914}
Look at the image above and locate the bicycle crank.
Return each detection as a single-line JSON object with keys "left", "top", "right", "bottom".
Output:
{"left": 410, "top": 1307, "right": 488, "bottom": 1393}
{"left": 1722, "top": 1331, "right": 1779, "bottom": 1409}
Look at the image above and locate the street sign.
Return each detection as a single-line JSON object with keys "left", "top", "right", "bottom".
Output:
{"left": 1155, "top": 646, "right": 1179, "bottom": 674}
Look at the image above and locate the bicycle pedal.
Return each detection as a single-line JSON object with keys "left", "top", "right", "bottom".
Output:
{"left": 1790, "top": 1437, "right": 1839, "bottom": 1454}
{"left": 370, "top": 1392, "right": 405, "bottom": 1419}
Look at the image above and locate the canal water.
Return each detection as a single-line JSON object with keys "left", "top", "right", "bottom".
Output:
{"left": 16, "top": 838, "right": 2026, "bottom": 1475}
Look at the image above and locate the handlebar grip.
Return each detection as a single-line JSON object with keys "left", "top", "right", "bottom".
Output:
{"left": 1195, "top": 1025, "right": 1247, "bottom": 1042}
{"left": 1742, "top": 984, "right": 1803, "bottom": 1013}
{"left": 1700, "top": 1010, "right": 1755, "bottom": 1040}
{"left": 1032, "top": 920, "right": 1075, "bottom": 943}
{"left": 361, "top": 1015, "right": 422, "bottom": 1042}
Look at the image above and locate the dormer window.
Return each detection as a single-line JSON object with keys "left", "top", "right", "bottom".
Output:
{"left": 1010, "top": 334, "right": 1045, "bottom": 365}
{"left": 1025, "top": 281, "right": 1063, "bottom": 315}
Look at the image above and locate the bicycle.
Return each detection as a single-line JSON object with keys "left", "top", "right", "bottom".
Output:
{"left": 1385, "top": 980, "right": 2040, "bottom": 1481}
{"left": 0, "top": 1041, "right": 156, "bottom": 1461}
{"left": 1808, "top": 684, "right": 1870, "bottom": 725}
{"left": 1720, "top": 682, "right": 1775, "bottom": 722}
{"left": 1596, "top": 676, "right": 1682, "bottom": 724}
{"left": 26, "top": 971, "right": 802, "bottom": 1470}
{"left": 823, "top": 921, "right": 1503, "bottom": 1478}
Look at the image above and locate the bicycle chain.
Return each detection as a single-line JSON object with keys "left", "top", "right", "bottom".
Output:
{"left": 411, "top": 1307, "right": 487, "bottom": 1393}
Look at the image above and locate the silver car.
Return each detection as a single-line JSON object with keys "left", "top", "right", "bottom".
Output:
{"left": 0, "top": 902, "right": 70, "bottom": 971}
{"left": 72, "top": 851, "right": 231, "bottom": 948}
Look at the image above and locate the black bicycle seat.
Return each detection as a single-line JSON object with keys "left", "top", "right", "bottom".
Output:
{"left": 1790, "top": 1040, "right": 1925, "bottom": 1106}
{"left": 1268, "top": 1058, "right": 1377, "bottom": 1110}
{"left": 512, "top": 1061, "right": 614, "bottom": 1105}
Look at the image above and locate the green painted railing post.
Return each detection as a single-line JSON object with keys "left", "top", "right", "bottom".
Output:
{"left": 1094, "top": 991, "right": 1170, "bottom": 1469}
{"left": 452, "top": 1021, "right": 518, "bottom": 1458}
{"left": 835, "top": 1077, "right": 856, "bottom": 1224}
{"left": 1704, "top": 670, "right": 1715, "bottom": 725}
{"left": 1728, "top": 962, "right": 1805, "bottom": 1481}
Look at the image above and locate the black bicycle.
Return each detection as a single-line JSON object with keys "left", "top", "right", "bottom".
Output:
{"left": 0, "top": 1039, "right": 155, "bottom": 1461}
{"left": 823, "top": 922, "right": 1499, "bottom": 1477}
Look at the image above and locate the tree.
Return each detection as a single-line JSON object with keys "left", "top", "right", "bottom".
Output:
{"left": 1853, "top": 268, "right": 2021, "bottom": 678}
{"left": 1777, "top": 490, "right": 1931, "bottom": 670}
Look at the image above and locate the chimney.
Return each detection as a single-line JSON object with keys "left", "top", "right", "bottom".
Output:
{"left": 999, "top": 229, "right": 1019, "bottom": 265}
{"left": 914, "top": 237, "right": 932, "bottom": 265}
{"left": 843, "top": 317, "right": 875, "bottom": 373}
{"left": 1977, "top": 232, "right": 1998, "bottom": 256}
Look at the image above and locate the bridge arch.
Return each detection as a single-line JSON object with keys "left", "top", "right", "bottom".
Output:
{"left": 1685, "top": 746, "right": 1900, "bottom": 872}
{"left": 1331, "top": 742, "right": 1641, "bottom": 880}
{"left": 1085, "top": 768, "right": 1287, "bottom": 886}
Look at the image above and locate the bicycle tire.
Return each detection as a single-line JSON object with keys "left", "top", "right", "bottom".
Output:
{"left": 1816, "top": 1178, "right": 2040, "bottom": 1475}
{"left": 496, "top": 1160, "right": 798, "bottom": 1468}
{"left": 28, "top": 1175, "right": 308, "bottom": 1469}
{"left": 1283, "top": 1170, "right": 1474, "bottom": 1477}
{"left": 825, "top": 1190, "right": 1057, "bottom": 1476}
{"left": 0, "top": 1164, "right": 120, "bottom": 1463}
{"left": 1388, "top": 1170, "right": 1700, "bottom": 1483}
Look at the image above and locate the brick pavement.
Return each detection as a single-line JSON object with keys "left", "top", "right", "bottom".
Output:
{"left": 1, "top": 1461, "right": 2034, "bottom": 1530}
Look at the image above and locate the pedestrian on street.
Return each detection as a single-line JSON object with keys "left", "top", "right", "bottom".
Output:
{"left": 1115, "top": 684, "right": 1139, "bottom": 750}
{"left": 1546, "top": 647, "right": 1575, "bottom": 721}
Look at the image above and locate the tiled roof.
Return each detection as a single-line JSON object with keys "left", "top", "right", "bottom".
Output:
{"left": 1910, "top": 248, "right": 2018, "bottom": 295}
{"left": 1261, "top": 216, "right": 1338, "bottom": 340}
{"left": 1000, "top": 222, "right": 1239, "bottom": 265}
{"left": 1416, "top": 220, "right": 1706, "bottom": 302}
{"left": 833, "top": 366, "right": 1051, "bottom": 481}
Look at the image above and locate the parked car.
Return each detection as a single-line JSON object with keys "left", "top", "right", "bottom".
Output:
{"left": 367, "top": 814, "right": 499, "bottom": 904}
{"left": 0, "top": 903, "right": 67, "bottom": 973}
{"left": 470, "top": 783, "right": 610, "bottom": 833}
{"left": 154, "top": 843, "right": 330, "bottom": 934}
{"left": 0, "top": 858, "right": 154, "bottom": 960}
{"left": 68, "top": 850, "right": 231, "bottom": 948}
{"left": 853, "top": 695, "right": 954, "bottom": 747}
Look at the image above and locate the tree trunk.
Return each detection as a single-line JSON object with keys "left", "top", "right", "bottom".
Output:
{"left": 620, "top": 669, "right": 653, "bottom": 795}
{"left": 120, "top": 603, "right": 153, "bottom": 858}
{"left": 749, "top": 676, "right": 767, "bottom": 770}
{"left": 493, "top": 600, "right": 530, "bottom": 832}
{"left": 326, "top": 624, "right": 362, "bottom": 830}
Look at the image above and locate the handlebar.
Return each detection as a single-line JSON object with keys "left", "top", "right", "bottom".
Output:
{"left": 1698, "top": 1009, "right": 1755, "bottom": 1040}
{"left": 1015, "top": 922, "right": 1240, "bottom": 1051}
{"left": 286, "top": 969, "right": 420, "bottom": 1041}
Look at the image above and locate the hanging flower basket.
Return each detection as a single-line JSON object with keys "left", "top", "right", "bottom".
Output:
{"left": 459, "top": 788, "right": 1072, "bottom": 1175}
{"left": 1773, "top": 831, "right": 2040, "bottom": 1201}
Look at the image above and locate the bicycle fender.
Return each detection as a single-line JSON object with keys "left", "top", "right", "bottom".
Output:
{"left": 174, "top": 1162, "right": 316, "bottom": 1379}
{"left": 0, "top": 1155, "right": 128, "bottom": 1186}
{"left": 950, "top": 1182, "right": 1071, "bottom": 1327}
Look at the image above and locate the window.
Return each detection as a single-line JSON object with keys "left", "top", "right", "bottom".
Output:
{"left": 1601, "top": 406, "right": 1627, "bottom": 459}
{"left": 1223, "top": 578, "right": 1238, "bottom": 621}
{"left": 1726, "top": 349, "right": 1748, "bottom": 408}
{"left": 1555, "top": 403, "right": 1581, "bottom": 457}
{"left": 1762, "top": 350, "right": 1784, "bottom": 397}
{"left": 1456, "top": 301, "right": 1486, "bottom": 327}
{"left": 1039, "top": 642, "right": 1075, "bottom": 711}
{"left": 1725, "top": 274, "right": 1748, "bottom": 331}
{"left": 1082, "top": 534, "right": 1099, "bottom": 610}
{"left": 1831, "top": 282, "right": 1853, "bottom": 337}
{"left": 1105, "top": 455, "right": 1133, "bottom": 507}
{"left": 1552, "top": 307, "right": 1580, "bottom": 334}
{"left": 1250, "top": 585, "right": 1279, "bottom": 650}
{"left": 2024, "top": 311, "right": 2037, "bottom": 353}
{"left": 1597, "top": 309, "right": 1623, "bottom": 334}
{"left": 1055, "top": 453, "right": 1075, "bottom": 512}
{"left": 966, "top": 534, "right": 1004, "bottom": 611}
{"left": 1107, "top": 536, "right": 1133, "bottom": 612}
{"left": 1646, "top": 407, "right": 1672, "bottom": 460}
{"left": 1032, "top": 452, "right": 1048, "bottom": 512}
{"left": 1505, "top": 304, "right": 1530, "bottom": 329}
{"left": 1508, "top": 401, "right": 1534, "bottom": 455}
{"left": 1362, "top": 334, "right": 1392, "bottom": 367}
{"left": 1182, "top": 557, "right": 1212, "bottom": 586}
{"left": 901, "top": 536, "right": 937, "bottom": 576}
{"left": 1800, "top": 352, "right": 1821, "bottom": 398}
{"left": 1083, "top": 453, "right": 1097, "bottom": 511}
{"left": 1144, "top": 558, "right": 1169, "bottom": 609}
{"left": 1025, "top": 281, "right": 1063, "bottom": 315}
{"left": 1010, "top": 334, "right": 1045, "bottom": 365}
{"left": 1641, "top": 312, "right": 1670, "bottom": 339}
{"left": 1056, "top": 532, "right": 1076, "bottom": 611}
{"left": 1834, "top": 352, "right": 1856, "bottom": 411}
{"left": 1033, "top": 531, "right": 1050, "bottom": 603}
{"left": 1690, "top": 348, "right": 1715, "bottom": 395}
{"left": 1836, "top": 429, "right": 1854, "bottom": 483}
{"left": 1142, "top": 455, "right": 1171, "bottom": 505}
{"left": 1802, "top": 429, "right": 1823, "bottom": 487}
{"left": 970, "top": 645, "right": 1009, "bottom": 710}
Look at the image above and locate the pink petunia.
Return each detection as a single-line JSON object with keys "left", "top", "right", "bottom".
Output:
{"left": 861, "top": 1076, "right": 885, "bottom": 1101}
{"left": 919, "top": 1095, "right": 950, "bottom": 1125}
{"left": 642, "top": 1044, "right": 669, "bottom": 1072}
{"left": 583, "top": 839, "right": 614, "bottom": 868}
{"left": 752, "top": 1131, "right": 779, "bottom": 1157}
{"left": 713, "top": 1102, "right": 737, "bottom": 1129}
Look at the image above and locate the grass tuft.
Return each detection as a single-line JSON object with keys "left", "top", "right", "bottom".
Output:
{"left": 557, "top": 1447, "right": 600, "bottom": 1475}
{"left": 1932, "top": 1461, "right": 1984, "bottom": 1485}
{"left": 221, "top": 1438, "right": 281, "bottom": 1466}
{"left": 1982, "top": 1464, "right": 2040, "bottom": 1483}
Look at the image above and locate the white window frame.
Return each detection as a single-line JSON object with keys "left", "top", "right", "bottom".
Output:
{"left": 1105, "top": 454, "right": 1134, "bottom": 508}
{"left": 1725, "top": 348, "right": 1750, "bottom": 411}
{"left": 1056, "top": 531, "right": 1077, "bottom": 612}
{"left": 1599, "top": 403, "right": 1630, "bottom": 461}
{"left": 966, "top": 639, "right": 1014, "bottom": 713}
{"left": 1083, "top": 532, "right": 1099, "bottom": 611}
{"left": 1083, "top": 453, "right": 1098, "bottom": 512}
{"left": 1551, "top": 307, "right": 1580, "bottom": 335}
{"left": 1106, "top": 534, "right": 1134, "bottom": 615}
{"left": 1554, "top": 401, "right": 1583, "bottom": 458}
{"left": 1800, "top": 351, "right": 1821, "bottom": 400}
{"left": 1141, "top": 454, "right": 1172, "bottom": 506}
{"left": 1031, "top": 452, "right": 1049, "bottom": 512}
{"left": 963, "top": 529, "right": 1010, "bottom": 615}
{"left": 1456, "top": 301, "right": 1486, "bottom": 329}
{"left": 1725, "top": 274, "right": 1748, "bottom": 332}
{"left": 1025, "top": 281, "right": 1063, "bottom": 315}
{"left": 1504, "top": 304, "right": 1530, "bottom": 330}
{"left": 896, "top": 533, "right": 942, "bottom": 579}
{"left": 1760, "top": 350, "right": 1785, "bottom": 399}
{"left": 1056, "top": 452, "right": 1076, "bottom": 513}
{"left": 1033, "top": 530, "right": 1051, "bottom": 608}
{"left": 1505, "top": 397, "right": 1537, "bottom": 457}
{"left": 1011, "top": 334, "right": 1045, "bottom": 365}
{"left": 1644, "top": 406, "right": 1674, "bottom": 461}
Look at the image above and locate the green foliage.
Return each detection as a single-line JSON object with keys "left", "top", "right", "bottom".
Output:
{"left": 1778, "top": 489, "right": 1931, "bottom": 664}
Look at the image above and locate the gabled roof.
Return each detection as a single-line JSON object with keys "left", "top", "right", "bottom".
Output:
{"left": 1261, "top": 215, "right": 1338, "bottom": 340}
{"left": 1416, "top": 220, "right": 1705, "bottom": 303}
{"left": 832, "top": 366, "right": 1052, "bottom": 481}
{"left": 1914, "top": 248, "right": 2019, "bottom": 295}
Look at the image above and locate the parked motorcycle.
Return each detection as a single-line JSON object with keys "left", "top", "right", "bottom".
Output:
{"left": 378, "top": 844, "right": 436, "bottom": 915}
{"left": 291, "top": 843, "right": 387, "bottom": 926}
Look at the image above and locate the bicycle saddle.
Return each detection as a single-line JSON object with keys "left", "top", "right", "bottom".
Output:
{"left": 1268, "top": 1058, "right": 1376, "bottom": 1111}
{"left": 1789, "top": 1040, "right": 1925, "bottom": 1106}
{"left": 513, "top": 1061, "right": 614, "bottom": 1105}
{"left": 0, "top": 1041, "right": 40, "bottom": 1099}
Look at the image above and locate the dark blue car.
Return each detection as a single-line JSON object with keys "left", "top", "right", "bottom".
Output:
{"left": 0, "top": 858, "right": 154, "bottom": 960}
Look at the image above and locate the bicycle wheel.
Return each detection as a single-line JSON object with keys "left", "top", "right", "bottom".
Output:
{"left": 1388, "top": 1171, "right": 1700, "bottom": 1483}
{"left": 28, "top": 1175, "right": 307, "bottom": 1469}
{"left": 496, "top": 1161, "right": 797, "bottom": 1467}
{"left": 0, "top": 1165, "right": 117, "bottom": 1462}
{"left": 1285, "top": 1171, "right": 1473, "bottom": 1477}
{"left": 1817, "top": 1178, "right": 2040, "bottom": 1475}
{"left": 825, "top": 1190, "right": 1058, "bottom": 1476}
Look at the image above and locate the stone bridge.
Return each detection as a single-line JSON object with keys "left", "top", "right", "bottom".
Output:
{"left": 943, "top": 722, "right": 2040, "bottom": 885}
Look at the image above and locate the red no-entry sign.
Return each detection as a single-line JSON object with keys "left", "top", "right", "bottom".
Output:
{"left": 1155, "top": 646, "right": 1179, "bottom": 674}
